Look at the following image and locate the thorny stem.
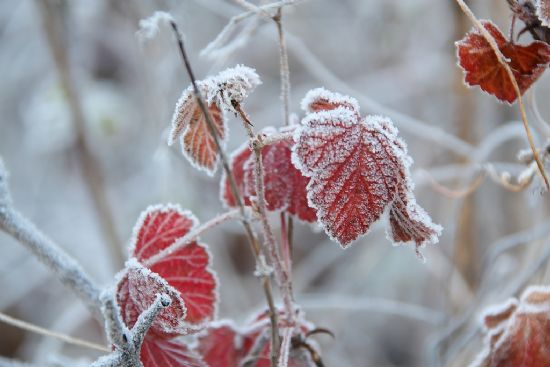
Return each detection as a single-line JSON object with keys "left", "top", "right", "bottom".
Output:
{"left": 454, "top": 0, "right": 550, "bottom": 191}
{"left": 234, "top": 103, "right": 295, "bottom": 324}
{"left": 0, "top": 311, "right": 109, "bottom": 353}
{"left": 36, "top": 0, "right": 125, "bottom": 269}
{"left": 273, "top": 8, "right": 291, "bottom": 126}
{"left": 145, "top": 208, "right": 243, "bottom": 266}
{"left": 169, "top": 20, "right": 280, "bottom": 366}
{"left": 0, "top": 161, "right": 102, "bottom": 312}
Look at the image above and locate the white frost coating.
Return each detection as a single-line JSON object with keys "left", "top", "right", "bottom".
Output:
{"left": 136, "top": 11, "right": 175, "bottom": 42}
{"left": 537, "top": 0, "right": 550, "bottom": 27}
{"left": 128, "top": 203, "right": 199, "bottom": 258}
{"left": 300, "top": 87, "right": 360, "bottom": 114}
{"left": 123, "top": 258, "right": 189, "bottom": 335}
{"left": 208, "top": 65, "right": 261, "bottom": 113}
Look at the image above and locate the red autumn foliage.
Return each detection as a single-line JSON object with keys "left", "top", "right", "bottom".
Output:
{"left": 292, "top": 90, "right": 441, "bottom": 249}
{"left": 456, "top": 20, "right": 550, "bottom": 104}
{"left": 472, "top": 286, "right": 550, "bottom": 367}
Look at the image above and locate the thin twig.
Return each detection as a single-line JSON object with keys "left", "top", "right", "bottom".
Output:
{"left": 169, "top": 20, "right": 280, "bottom": 366}
{"left": 145, "top": 208, "right": 243, "bottom": 266}
{"left": 0, "top": 311, "right": 109, "bottom": 353}
{"left": 36, "top": 0, "right": 125, "bottom": 269}
{"left": 273, "top": 8, "right": 291, "bottom": 126}
{"left": 454, "top": 0, "right": 550, "bottom": 191}
{"left": 235, "top": 103, "right": 295, "bottom": 324}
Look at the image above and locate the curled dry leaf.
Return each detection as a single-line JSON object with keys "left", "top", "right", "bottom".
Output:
{"left": 472, "top": 285, "right": 550, "bottom": 367}
{"left": 221, "top": 128, "right": 316, "bottom": 223}
{"left": 169, "top": 65, "right": 260, "bottom": 175}
{"left": 292, "top": 88, "right": 441, "bottom": 250}
{"left": 456, "top": 20, "right": 550, "bottom": 104}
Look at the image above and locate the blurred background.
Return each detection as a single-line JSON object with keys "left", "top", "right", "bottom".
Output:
{"left": 1, "top": 0, "right": 550, "bottom": 366}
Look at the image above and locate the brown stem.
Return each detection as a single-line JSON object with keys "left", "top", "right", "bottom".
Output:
{"left": 169, "top": 20, "right": 280, "bottom": 366}
{"left": 36, "top": 0, "right": 125, "bottom": 269}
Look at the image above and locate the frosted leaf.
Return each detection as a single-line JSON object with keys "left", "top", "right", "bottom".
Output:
{"left": 140, "top": 338, "right": 206, "bottom": 367}
{"left": 116, "top": 259, "right": 188, "bottom": 337}
{"left": 537, "top": 0, "right": 550, "bottom": 26}
{"left": 208, "top": 65, "right": 261, "bottom": 113}
{"left": 301, "top": 87, "right": 360, "bottom": 115}
{"left": 169, "top": 83, "right": 225, "bottom": 176}
{"left": 293, "top": 91, "right": 441, "bottom": 250}
{"left": 471, "top": 285, "right": 550, "bottom": 367}
{"left": 292, "top": 108, "right": 402, "bottom": 246}
{"left": 169, "top": 65, "right": 260, "bottom": 174}
{"left": 129, "top": 204, "right": 218, "bottom": 329}
{"left": 456, "top": 20, "right": 550, "bottom": 104}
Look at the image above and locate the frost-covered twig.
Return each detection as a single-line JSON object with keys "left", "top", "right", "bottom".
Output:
{"left": 0, "top": 311, "right": 109, "bottom": 352}
{"left": 454, "top": 0, "right": 550, "bottom": 190}
{"left": 235, "top": 104, "right": 295, "bottom": 321}
{"left": 145, "top": 208, "right": 243, "bottom": 266}
{"left": 36, "top": 0, "right": 124, "bottom": 269}
{"left": 273, "top": 8, "right": 291, "bottom": 127}
{"left": 0, "top": 160, "right": 101, "bottom": 311}
{"left": 169, "top": 19, "right": 281, "bottom": 366}
{"left": 92, "top": 294, "right": 170, "bottom": 367}
{"left": 277, "top": 327, "right": 293, "bottom": 367}
{"left": 201, "top": 0, "right": 306, "bottom": 57}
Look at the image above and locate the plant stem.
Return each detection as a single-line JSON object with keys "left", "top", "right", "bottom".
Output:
{"left": 273, "top": 8, "right": 291, "bottom": 126}
{"left": 0, "top": 311, "right": 109, "bottom": 352}
{"left": 234, "top": 104, "right": 295, "bottom": 324}
{"left": 169, "top": 21, "right": 280, "bottom": 366}
{"left": 454, "top": 0, "right": 550, "bottom": 191}
{"left": 144, "top": 208, "right": 243, "bottom": 266}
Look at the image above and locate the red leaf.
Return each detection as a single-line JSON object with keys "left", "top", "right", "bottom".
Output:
{"left": 301, "top": 87, "right": 360, "bottom": 114}
{"left": 130, "top": 204, "right": 218, "bottom": 329}
{"left": 220, "top": 142, "right": 252, "bottom": 208}
{"left": 116, "top": 260, "right": 187, "bottom": 336}
{"left": 473, "top": 286, "right": 550, "bottom": 367}
{"left": 197, "top": 321, "right": 256, "bottom": 367}
{"left": 169, "top": 85, "right": 226, "bottom": 176}
{"left": 456, "top": 20, "right": 550, "bottom": 104}
{"left": 537, "top": 0, "right": 550, "bottom": 26}
{"left": 293, "top": 90, "right": 441, "bottom": 249}
{"left": 141, "top": 338, "right": 206, "bottom": 367}
{"left": 221, "top": 131, "right": 316, "bottom": 223}
{"left": 387, "top": 171, "right": 442, "bottom": 254}
{"left": 292, "top": 108, "right": 400, "bottom": 246}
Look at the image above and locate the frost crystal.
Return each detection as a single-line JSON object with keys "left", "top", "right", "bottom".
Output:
{"left": 292, "top": 88, "right": 441, "bottom": 253}
{"left": 137, "top": 11, "right": 175, "bottom": 41}
{"left": 537, "top": 0, "right": 550, "bottom": 26}
{"left": 169, "top": 65, "right": 260, "bottom": 175}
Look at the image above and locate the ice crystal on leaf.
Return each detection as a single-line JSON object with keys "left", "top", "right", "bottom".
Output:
{"left": 221, "top": 127, "right": 316, "bottom": 222}
{"left": 471, "top": 285, "right": 550, "bottom": 367}
{"left": 292, "top": 88, "right": 441, "bottom": 251}
{"left": 456, "top": 20, "right": 550, "bottom": 104}
{"left": 169, "top": 65, "right": 260, "bottom": 175}
{"left": 117, "top": 259, "right": 187, "bottom": 337}
{"left": 537, "top": 0, "right": 550, "bottom": 26}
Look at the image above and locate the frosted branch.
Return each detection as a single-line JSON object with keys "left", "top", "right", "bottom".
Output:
{"left": 0, "top": 160, "right": 101, "bottom": 311}
{"left": 91, "top": 294, "right": 170, "bottom": 367}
